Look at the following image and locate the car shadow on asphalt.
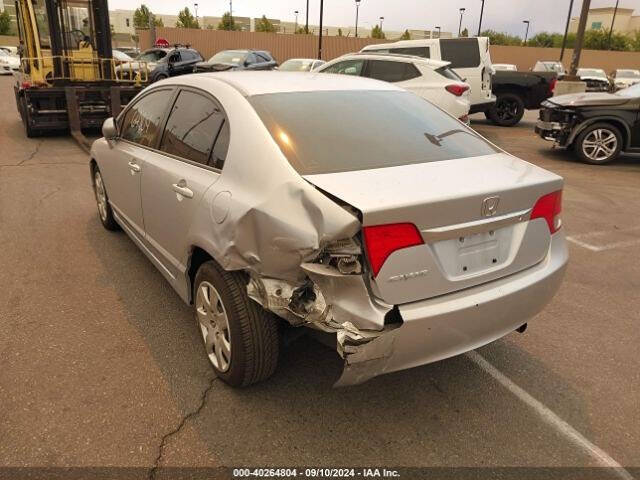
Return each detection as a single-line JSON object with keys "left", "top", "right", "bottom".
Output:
{"left": 85, "top": 217, "right": 596, "bottom": 467}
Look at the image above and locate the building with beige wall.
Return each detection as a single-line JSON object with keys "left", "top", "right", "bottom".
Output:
{"left": 569, "top": 7, "right": 639, "bottom": 35}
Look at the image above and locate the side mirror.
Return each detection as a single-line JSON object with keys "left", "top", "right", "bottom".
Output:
{"left": 102, "top": 117, "right": 118, "bottom": 140}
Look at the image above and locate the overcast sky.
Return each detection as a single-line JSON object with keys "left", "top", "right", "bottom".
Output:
{"left": 107, "top": 0, "right": 639, "bottom": 36}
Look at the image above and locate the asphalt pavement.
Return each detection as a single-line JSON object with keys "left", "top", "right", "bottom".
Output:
{"left": 1, "top": 76, "right": 638, "bottom": 478}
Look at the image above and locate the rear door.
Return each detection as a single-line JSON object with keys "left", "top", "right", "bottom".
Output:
{"left": 100, "top": 87, "right": 174, "bottom": 239}
{"left": 140, "top": 87, "right": 227, "bottom": 278}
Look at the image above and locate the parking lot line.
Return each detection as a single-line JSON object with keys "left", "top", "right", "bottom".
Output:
{"left": 566, "top": 226, "right": 640, "bottom": 252}
{"left": 466, "top": 351, "right": 634, "bottom": 480}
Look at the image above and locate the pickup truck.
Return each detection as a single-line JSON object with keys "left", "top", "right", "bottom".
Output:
{"left": 485, "top": 70, "right": 557, "bottom": 126}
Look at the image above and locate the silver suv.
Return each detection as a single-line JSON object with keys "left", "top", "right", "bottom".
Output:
{"left": 91, "top": 72, "right": 568, "bottom": 387}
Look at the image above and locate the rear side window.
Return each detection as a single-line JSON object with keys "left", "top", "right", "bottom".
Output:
{"left": 440, "top": 38, "right": 480, "bottom": 68}
{"left": 120, "top": 89, "right": 172, "bottom": 147}
{"left": 257, "top": 52, "right": 272, "bottom": 62}
{"left": 322, "top": 59, "right": 365, "bottom": 76}
{"left": 159, "top": 90, "right": 226, "bottom": 166}
{"left": 435, "top": 66, "right": 463, "bottom": 81}
{"left": 390, "top": 47, "right": 430, "bottom": 58}
{"left": 365, "top": 60, "right": 420, "bottom": 83}
{"left": 249, "top": 90, "right": 498, "bottom": 175}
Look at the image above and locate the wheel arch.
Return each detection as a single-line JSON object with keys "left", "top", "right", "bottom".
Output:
{"left": 186, "top": 246, "right": 249, "bottom": 305}
{"left": 568, "top": 117, "right": 630, "bottom": 150}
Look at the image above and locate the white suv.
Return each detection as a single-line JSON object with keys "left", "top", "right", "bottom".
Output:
{"left": 316, "top": 53, "right": 471, "bottom": 122}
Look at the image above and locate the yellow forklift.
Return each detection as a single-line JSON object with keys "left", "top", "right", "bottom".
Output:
{"left": 13, "top": 0, "right": 148, "bottom": 148}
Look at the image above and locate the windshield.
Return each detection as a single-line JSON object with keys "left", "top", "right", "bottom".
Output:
{"left": 207, "top": 51, "right": 247, "bottom": 65}
{"left": 616, "top": 83, "right": 640, "bottom": 98}
{"left": 0, "top": 50, "right": 7, "bottom": 57}
{"left": 137, "top": 50, "right": 167, "bottom": 63}
{"left": 249, "top": 90, "right": 499, "bottom": 175}
{"left": 617, "top": 70, "right": 640, "bottom": 78}
{"left": 578, "top": 69, "right": 606, "bottom": 78}
{"left": 279, "top": 59, "right": 315, "bottom": 72}
{"left": 113, "top": 50, "right": 133, "bottom": 62}
{"left": 540, "top": 62, "right": 564, "bottom": 73}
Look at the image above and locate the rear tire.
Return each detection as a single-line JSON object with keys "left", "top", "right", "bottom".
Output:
{"left": 92, "top": 166, "right": 119, "bottom": 231}
{"left": 488, "top": 93, "right": 525, "bottom": 127}
{"left": 194, "top": 261, "right": 279, "bottom": 387}
{"left": 574, "top": 123, "right": 622, "bottom": 165}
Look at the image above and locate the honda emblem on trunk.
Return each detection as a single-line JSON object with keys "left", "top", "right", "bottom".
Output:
{"left": 482, "top": 196, "right": 500, "bottom": 217}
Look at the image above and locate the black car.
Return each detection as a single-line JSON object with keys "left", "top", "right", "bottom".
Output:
{"left": 194, "top": 49, "right": 277, "bottom": 73}
{"left": 535, "top": 83, "right": 640, "bottom": 164}
{"left": 116, "top": 47, "right": 203, "bottom": 83}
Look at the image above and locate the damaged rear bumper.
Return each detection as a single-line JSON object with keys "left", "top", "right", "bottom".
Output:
{"left": 335, "top": 231, "right": 568, "bottom": 386}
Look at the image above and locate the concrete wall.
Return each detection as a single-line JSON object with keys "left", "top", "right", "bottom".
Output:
{"left": 490, "top": 45, "right": 640, "bottom": 73}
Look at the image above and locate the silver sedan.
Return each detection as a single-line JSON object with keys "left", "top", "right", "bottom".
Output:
{"left": 91, "top": 72, "right": 568, "bottom": 387}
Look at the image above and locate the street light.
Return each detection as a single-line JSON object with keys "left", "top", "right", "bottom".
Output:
{"left": 355, "top": 0, "right": 361, "bottom": 38}
{"left": 379, "top": 16, "right": 384, "bottom": 30}
{"left": 435, "top": 25, "right": 441, "bottom": 38}
{"left": 523, "top": 20, "right": 530, "bottom": 45}
{"left": 318, "top": 0, "right": 324, "bottom": 59}
{"left": 193, "top": 3, "right": 198, "bottom": 24}
{"left": 294, "top": 10, "right": 299, "bottom": 32}
{"left": 458, "top": 8, "right": 465, "bottom": 37}
{"left": 478, "top": 0, "right": 485, "bottom": 36}
{"left": 305, "top": 0, "right": 309, "bottom": 34}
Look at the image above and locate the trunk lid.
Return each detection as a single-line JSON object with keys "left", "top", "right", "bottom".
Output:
{"left": 305, "top": 153, "right": 562, "bottom": 305}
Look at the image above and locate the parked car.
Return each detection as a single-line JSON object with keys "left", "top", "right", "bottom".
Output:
{"left": 488, "top": 70, "right": 557, "bottom": 126}
{"left": 278, "top": 58, "right": 326, "bottom": 72}
{"left": 112, "top": 49, "right": 134, "bottom": 63}
{"left": 576, "top": 68, "right": 611, "bottom": 92}
{"left": 0, "top": 45, "right": 18, "bottom": 56}
{"left": 533, "top": 61, "right": 566, "bottom": 77}
{"left": 194, "top": 49, "right": 277, "bottom": 72}
{"left": 115, "top": 46, "right": 203, "bottom": 83}
{"left": 610, "top": 69, "right": 640, "bottom": 91}
{"left": 316, "top": 53, "right": 471, "bottom": 122}
{"left": 0, "top": 49, "right": 19, "bottom": 75}
{"left": 360, "top": 37, "right": 495, "bottom": 114}
{"left": 493, "top": 63, "right": 517, "bottom": 71}
{"left": 91, "top": 72, "right": 567, "bottom": 387}
{"left": 535, "top": 82, "right": 640, "bottom": 164}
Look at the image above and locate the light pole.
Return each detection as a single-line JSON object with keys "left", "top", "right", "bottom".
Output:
{"left": 193, "top": 3, "right": 198, "bottom": 25}
{"left": 477, "top": 0, "right": 485, "bottom": 36}
{"left": 355, "top": 0, "right": 361, "bottom": 38}
{"left": 523, "top": 20, "right": 530, "bottom": 45}
{"left": 305, "top": 0, "right": 309, "bottom": 33}
{"left": 569, "top": 0, "right": 592, "bottom": 78}
{"left": 458, "top": 8, "right": 465, "bottom": 36}
{"left": 379, "top": 16, "right": 384, "bottom": 31}
{"left": 559, "top": 0, "right": 575, "bottom": 61}
{"left": 608, "top": 0, "right": 620, "bottom": 50}
{"left": 435, "top": 25, "right": 441, "bottom": 38}
{"left": 230, "top": 0, "right": 233, "bottom": 22}
{"left": 294, "top": 10, "right": 299, "bottom": 32}
{"left": 318, "top": 0, "right": 324, "bottom": 59}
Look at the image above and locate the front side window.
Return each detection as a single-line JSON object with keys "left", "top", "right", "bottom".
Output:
{"left": 440, "top": 38, "right": 480, "bottom": 68}
{"left": 120, "top": 89, "right": 172, "bottom": 147}
{"left": 249, "top": 90, "right": 498, "bottom": 175}
{"left": 321, "top": 59, "right": 365, "bottom": 76}
{"left": 365, "top": 60, "right": 420, "bottom": 83}
{"left": 160, "top": 90, "right": 226, "bottom": 166}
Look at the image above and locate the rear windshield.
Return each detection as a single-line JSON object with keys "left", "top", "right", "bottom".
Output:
{"left": 249, "top": 90, "right": 498, "bottom": 175}
{"left": 440, "top": 38, "right": 480, "bottom": 68}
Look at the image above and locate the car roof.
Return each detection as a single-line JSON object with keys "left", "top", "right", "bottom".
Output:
{"left": 334, "top": 52, "right": 450, "bottom": 69}
{"left": 170, "top": 71, "right": 401, "bottom": 96}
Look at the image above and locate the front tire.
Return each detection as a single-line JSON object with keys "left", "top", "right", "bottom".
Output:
{"left": 488, "top": 93, "right": 525, "bottom": 127}
{"left": 92, "top": 167, "right": 119, "bottom": 230}
{"left": 574, "top": 123, "right": 622, "bottom": 165}
{"left": 194, "top": 261, "right": 279, "bottom": 387}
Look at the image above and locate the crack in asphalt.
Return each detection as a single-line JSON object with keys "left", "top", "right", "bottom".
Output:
{"left": 17, "top": 139, "right": 44, "bottom": 166}
{"left": 148, "top": 376, "right": 218, "bottom": 480}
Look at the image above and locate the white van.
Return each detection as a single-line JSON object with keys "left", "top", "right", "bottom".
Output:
{"left": 361, "top": 37, "right": 495, "bottom": 113}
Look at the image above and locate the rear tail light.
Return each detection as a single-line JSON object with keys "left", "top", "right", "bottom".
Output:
{"left": 531, "top": 190, "right": 563, "bottom": 234}
{"left": 549, "top": 77, "right": 557, "bottom": 94}
{"left": 445, "top": 84, "right": 469, "bottom": 96}
{"left": 363, "top": 223, "right": 424, "bottom": 277}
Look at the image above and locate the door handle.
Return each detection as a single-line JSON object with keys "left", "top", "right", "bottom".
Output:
{"left": 128, "top": 161, "right": 141, "bottom": 173}
{"left": 172, "top": 180, "right": 194, "bottom": 199}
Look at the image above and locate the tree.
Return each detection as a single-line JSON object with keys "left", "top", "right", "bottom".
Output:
{"left": 527, "top": 31, "right": 558, "bottom": 48}
{"left": 206, "top": 24, "right": 215, "bottom": 30}
{"left": 460, "top": 27, "right": 468, "bottom": 38}
{"left": 583, "top": 28, "right": 629, "bottom": 51}
{"left": 337, "top": 28, "right": 343, "bottom": 37}
{"left": 371, "top": 25, "right": 385, "bottom": 39}
{"left": 400, "top": 29, "right": 411, "bottom": 40}
{"left": 630, "top": 30, "right": 640, "bottom": 51}
{"left": 133, "top": 5, "right": 163, "bottom": 29}
{"left": 176, "top": 7, "right": 199, "bottom": 29}
{"left": 480, "top": 29, "right": 522, "bottom": 46}
{"left": 255, "top": 15, "right": 276, "bottom": 33}
{"left": 218, "top": 12, "right": 239, "bottom": 31}
{"left": 295, "top": 26, "right": 310, "bottom": 34}
{"left": 0, "top": 9, "right": 12, "bottom": 35}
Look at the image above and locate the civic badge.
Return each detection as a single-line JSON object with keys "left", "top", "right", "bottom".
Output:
{"left": 482, "top": 196, "right": 500, "bottom": 217}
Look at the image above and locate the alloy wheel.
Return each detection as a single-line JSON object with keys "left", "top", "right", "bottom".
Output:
{"left": 195, "top": 281, "right": 232, "bottom": 372}
{"left": 582, "top": 129, "right": 618, "bottom": 162}
{"left": 94, "top": 171, "right": 108, "bottom": 221}
{"left": 496, "top": 98, "right": 518, "bottom": 121}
